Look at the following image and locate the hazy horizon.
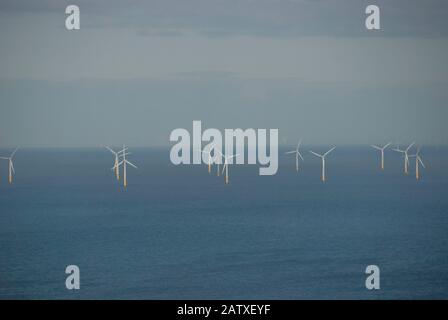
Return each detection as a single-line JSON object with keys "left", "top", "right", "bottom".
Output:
{"left": 1, "top": 144, "right": 447, "bottom": 150}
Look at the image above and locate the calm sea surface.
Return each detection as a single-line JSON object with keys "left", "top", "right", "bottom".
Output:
{"left": 0, "top": 147, "right": 447, "bottom": 299}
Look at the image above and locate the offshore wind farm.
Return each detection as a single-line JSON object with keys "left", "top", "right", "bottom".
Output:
{"left": 0, "top": 145, "right": 447, "bottom": 299}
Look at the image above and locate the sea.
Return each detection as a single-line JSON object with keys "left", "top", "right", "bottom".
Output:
{"left": 0, "top": 146, "right": 447, "bottom": 299}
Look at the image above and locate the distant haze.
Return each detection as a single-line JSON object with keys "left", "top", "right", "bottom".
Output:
{"left": 1, "top": 0, "right": 447, "bottom": 147}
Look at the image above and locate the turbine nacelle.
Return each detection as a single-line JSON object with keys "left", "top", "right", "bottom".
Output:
{"left": 309, "top": 146, "right": 335, "bottom": 159}
{"left": 371, "top": 142, "right": 391, "bottom": 151}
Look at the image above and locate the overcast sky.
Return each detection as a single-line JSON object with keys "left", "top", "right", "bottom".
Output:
{"left": 0, "top": 0, "right": 447, "bottom": 147}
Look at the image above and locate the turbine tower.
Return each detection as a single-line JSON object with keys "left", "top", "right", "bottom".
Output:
{"left": 221, "top": 153, "right": 238, "bottom": 184}
{"left": 409, "top": 148, "right": 426, "bottom": 180}
{"left": 285, "top": 140, "right": 304, "bottom": 172}
{"left": 114, "top": 145, "right": 137, "bottom": 188}
{"left": 309, "top": 147, "right": 335, "bottom": 182}
{"left": 0, "top": 147, "right": 19, "bottom": 184}
{"left": 393, "top": 142, "right": 414, "bottom": 174}
{"left": 216, "top": 161, "right": 220, "bottom": 176}
{"left": 370, "top": 142, "right": 391, "bottom": 170}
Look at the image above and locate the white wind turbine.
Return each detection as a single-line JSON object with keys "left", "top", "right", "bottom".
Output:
{"left": 0, "top": 147, "right": 19, "bottom": 184}
{"left": 214, "top": 148, "right": 224, "bottom": 176}
{"left": 309, "top": 147, "right": 335, "bottom": 182}
{"left": 409, "top": 148, "right": 426, "bottom": 180}
{"left": 370, "top": 142, "right": 391, "bottom": 170}
{"left": 114, "top": 145, "right": 137, "bottom": 188}
{"left": 200, "top": 144, "right": 215, "bottom": 174}
{"left": 393, "top": 142, "right": 414, "bottom": 175}
{"left": 221, "top": 153, "right": 239, "bottom": 184}
{"left": 105, "top": 146, "right": 127, "bottom": 180}
{"left": 285, "top": 140, "right": 304, "bottom": 172}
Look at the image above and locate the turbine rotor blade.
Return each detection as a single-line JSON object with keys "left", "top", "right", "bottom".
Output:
{"left": 126, "top": 160, "right": 138, "bottom": 169}
{"left": 324, "top": 147, "right": 336, "bottom": 156}
{"left": 406, "top": 142, "right": 415, "bottom": 152}
{"left": 105, "top": 146, "right": 117, "bottom": 155}
{"left": 120, "top": 152, "right": 132, "bottom": 157}
{"left": 309, "top": 151, "right": 322, "bottom": 158}
{"left": 10, "top": 147, "right": 19, "bottom": 158}
{"left": 419, "top": 157, "right": 426, "bottom": 168}
{"left": 215, "top": 148, "right": 223, "bottom": 158}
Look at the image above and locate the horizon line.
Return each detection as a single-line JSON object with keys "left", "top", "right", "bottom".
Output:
{"left": 0, "top": 144, "right": 447, "bottom": 149}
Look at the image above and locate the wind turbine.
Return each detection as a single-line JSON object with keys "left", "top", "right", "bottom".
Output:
{"left": 309, "top": 147, "right": 335, "bottom": 182}
{"left": 409, "top": 148, "right": 426, "bottom": 180}
{"left": 200, "top": 144, "right": 215, "bottom": 173}
{"left": 221, "top": 153, "right": 238, "bottom": 184}
{"left": 214, "top": 148, "right": 224, "bottom": 176}
{"left": 114, "top": 145, "right": 137, "bottom": 188}
{"left": 0, "top": 147, "right": 19, "bottom": 184}
{"left": 285, "top": 140, "right": 304, "bottom": 172}
{"left": 105, "top": 146, "right": 127, "bottom": 180}
{"left": 370, "top": 142, "right": 391, "bottom": 170}
{"left": 393, "top": 142, "right": 414, "bottom": 174}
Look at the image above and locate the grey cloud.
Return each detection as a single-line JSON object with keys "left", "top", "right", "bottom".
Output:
{"left": 1, "top": 0, "right": 447, "bottom": 37}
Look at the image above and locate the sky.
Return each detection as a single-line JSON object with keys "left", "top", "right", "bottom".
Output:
{"left": 0, "top": 0, "right": 447, "bottom": 147}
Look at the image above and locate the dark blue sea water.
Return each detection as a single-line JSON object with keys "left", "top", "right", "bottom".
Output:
{"left": 0, "top": 147, "right": 447, "bottom": 299}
